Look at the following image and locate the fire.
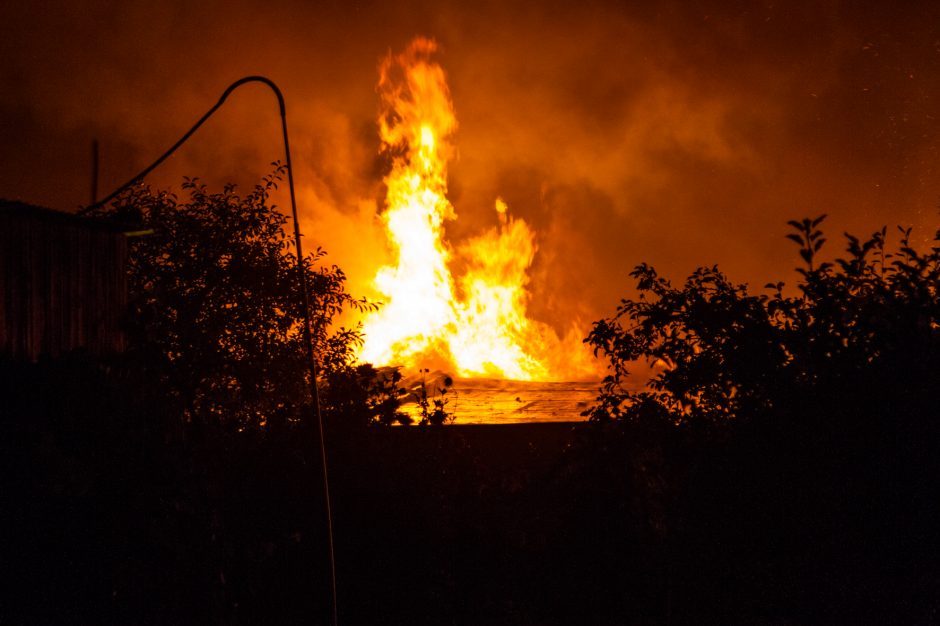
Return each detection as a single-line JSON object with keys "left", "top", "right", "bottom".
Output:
{"left": 357, "top": 38, "right": 593, "bottom": 381}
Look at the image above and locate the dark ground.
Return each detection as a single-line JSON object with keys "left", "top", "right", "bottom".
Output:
{"left": 2, "top": 356, "right": 939, "bottom": 625}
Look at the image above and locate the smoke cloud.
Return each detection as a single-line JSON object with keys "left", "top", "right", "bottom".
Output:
{"left": 2, "top": 0, "right": 938, "bottom": 346}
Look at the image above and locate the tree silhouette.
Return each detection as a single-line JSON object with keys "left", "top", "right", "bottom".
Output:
{"left": 585, "top": 215, "right": 939, "bottom": 431}
{"left": 320, "top": 363, "right": 412, "bottom": 427}
{"left": 94, "top": 165, "right": 373, "bottom": 431}
{"left": 581, "top": 216, "right": 940, "bottom": 621}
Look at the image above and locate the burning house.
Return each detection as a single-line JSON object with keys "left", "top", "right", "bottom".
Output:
{"left": 0, "top": 200, "right": 128, "bottom": 361}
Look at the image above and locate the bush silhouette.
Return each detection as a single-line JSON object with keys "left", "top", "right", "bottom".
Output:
{"left": 92, "top": 165, "right": 381, "bottom": 432}
{"left": 581, "top": 215, "right": 940, "bottom": 621}
{"left": 585, "top": 215, "right": 939, "bottom": 429}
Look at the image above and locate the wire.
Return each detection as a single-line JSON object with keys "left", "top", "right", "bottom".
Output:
{"left": 82, "top": 76, "right": 339, "bottom": 626}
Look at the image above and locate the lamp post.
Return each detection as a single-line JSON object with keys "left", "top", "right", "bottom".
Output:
{"left": 83, "top": 76, "right": 338, "bottom": 626}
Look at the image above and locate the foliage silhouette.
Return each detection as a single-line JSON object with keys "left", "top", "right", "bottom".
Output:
{"left": 413, "top": 368, "right": 455, "bottom": 425}
{"left": 585, "top": 215, "right": 939, "bottom": 430}
{"left": 91, "top": 164, "right": 384, "bottom": 431}
{"left": 6, "top": 202, "right": 938, "bottom": 624}
{"left": 580, "top": 215, "right": 940, "bottom": 621}
{"left": 320, "top": 363, "right": 412, "bottom": 427}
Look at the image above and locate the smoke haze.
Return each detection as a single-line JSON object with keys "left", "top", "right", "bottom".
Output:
{"left": 2, "top": 0, "right": 938, "bottom": 342}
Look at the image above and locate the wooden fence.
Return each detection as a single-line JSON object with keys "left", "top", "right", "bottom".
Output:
{"left": 1, "top": 201, "right": 128, "bottom": 361}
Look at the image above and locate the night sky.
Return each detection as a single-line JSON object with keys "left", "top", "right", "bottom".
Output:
{"left": 2, "top": 0, "right": 938, "bottom": 334}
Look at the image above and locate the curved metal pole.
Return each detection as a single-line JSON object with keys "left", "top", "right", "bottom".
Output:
{"left": 83, "top": 76, "right": 338, "bottom": 626}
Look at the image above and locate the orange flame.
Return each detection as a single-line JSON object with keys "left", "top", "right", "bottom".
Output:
{"left": 358, "top": 38, "right": 595, "bottom": 381}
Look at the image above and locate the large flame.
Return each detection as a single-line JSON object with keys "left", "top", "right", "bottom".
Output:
{"left": 358, "top": 38, "right": 593, "bottom": 381}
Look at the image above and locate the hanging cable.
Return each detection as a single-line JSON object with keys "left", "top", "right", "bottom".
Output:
{"left": 82, "top": 76, "right": 339, "bottom": 626}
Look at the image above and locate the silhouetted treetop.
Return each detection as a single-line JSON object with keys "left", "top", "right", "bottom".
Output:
{"left": 91, "top": 165, "right": 372, "bottom": 430}
{"left": 585, "top": 216, "right": 940, "bottom": 429}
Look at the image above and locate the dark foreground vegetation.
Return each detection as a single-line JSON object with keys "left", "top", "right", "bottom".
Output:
{"left": 2, "top": 174, "right": 938, "bottom": 625}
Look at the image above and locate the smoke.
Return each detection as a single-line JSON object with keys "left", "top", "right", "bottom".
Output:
{"left": 2, "top": 0, "right": 938, "bottom": 348}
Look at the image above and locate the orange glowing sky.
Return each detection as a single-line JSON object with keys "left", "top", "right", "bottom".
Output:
{"left": 1, "top": 0, "right": 938, "bottom": 352}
